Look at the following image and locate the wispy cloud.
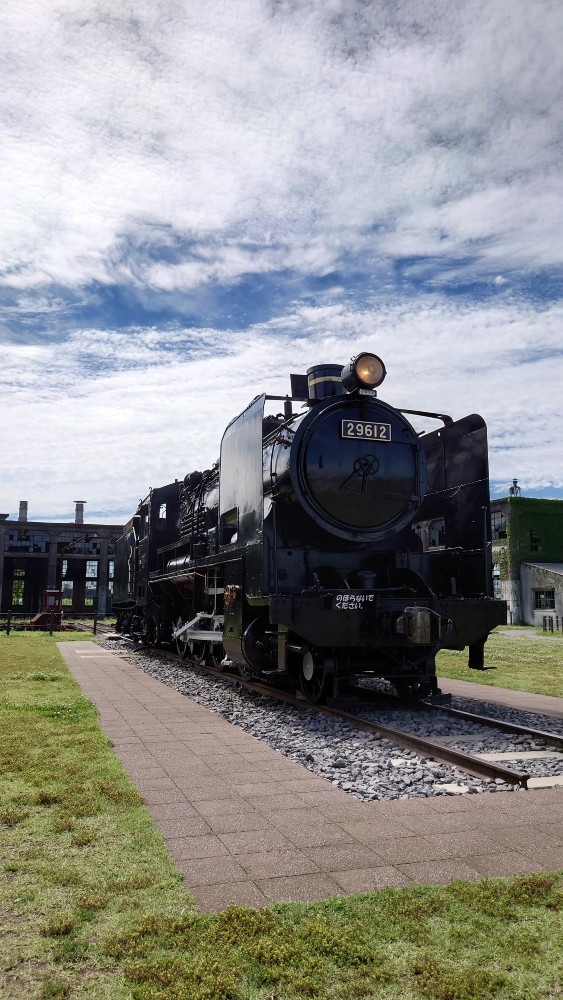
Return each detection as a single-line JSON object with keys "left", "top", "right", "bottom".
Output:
{"left": 2, "top": 0, "right": 562, "bottom": 306}
{"left": 2, "top": 298, "right": 562, "bottom": 519}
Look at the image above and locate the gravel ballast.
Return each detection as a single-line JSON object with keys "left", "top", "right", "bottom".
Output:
{"left": 101, "top": 640, "right": 563, "bottom": 800}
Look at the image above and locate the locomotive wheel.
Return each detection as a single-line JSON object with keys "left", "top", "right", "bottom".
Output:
{"left": 209, "top": 641, "right": 226, "bottom": 670}
{"left": 145, "top": 618, "right": 161, "bottom": 648}
{"left": 298, "top": 649, "right": 327, "bottom": 704}
{"left": 189, "top": 635, "right": 207, "bottom": 664}
{"left": 393, "top": 678, "right": 433, "bottom": 702}
{"left": 238, "top": 661, "right": 253, "bottom": 680}
{"left": 175, "top": 618, "right": 190, "bottom": 658}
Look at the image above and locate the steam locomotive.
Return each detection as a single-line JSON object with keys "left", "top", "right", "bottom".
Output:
{"left": 113, "top": 351, "right": 506, "bottom": 702}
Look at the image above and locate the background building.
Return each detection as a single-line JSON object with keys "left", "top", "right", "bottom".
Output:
{"left": 0, "top": 501, "right": 122, "bottom": 616}
{"left": 491, "top": 495, "right": 563, "bottom": 625}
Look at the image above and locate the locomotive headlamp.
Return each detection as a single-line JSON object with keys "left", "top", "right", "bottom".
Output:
{"left": 341, "top": 352, "right": 386, "bottom": 392}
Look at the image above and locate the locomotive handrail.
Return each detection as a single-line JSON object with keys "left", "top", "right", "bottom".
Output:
{"left": 399, "top": 408, "right": 453, "bottom": 425}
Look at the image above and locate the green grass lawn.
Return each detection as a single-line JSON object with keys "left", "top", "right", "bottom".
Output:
{"left": 437, "top": 628, "right": 563, "bottom": 698}
{"left": 1, "top": 632, "right": 562, "bottom": 999}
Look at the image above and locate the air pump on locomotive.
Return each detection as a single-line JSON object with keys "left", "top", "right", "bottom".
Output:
{"left": 113, "top": 351, "right": 506, "bottom": 702}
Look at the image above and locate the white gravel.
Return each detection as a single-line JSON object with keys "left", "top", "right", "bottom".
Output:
{"left": 101, "top": 639, "right": 563, "bottom": 800}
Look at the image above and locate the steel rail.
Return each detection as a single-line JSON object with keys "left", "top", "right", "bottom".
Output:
{"left": 422, "top": 703, "right": 563, "bottom": 752}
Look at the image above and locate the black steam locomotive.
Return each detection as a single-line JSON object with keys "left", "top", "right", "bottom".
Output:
{"left": 113, "top": 351, "right": 506, "bottom": 702}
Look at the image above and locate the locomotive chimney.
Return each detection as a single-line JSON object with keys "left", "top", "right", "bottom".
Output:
{"left": 306, "top": 364, "right": 345, "bottom": 403}
{"left": 74, "top": 500, "right": 86, "bottom": 524}
{"left": 18, "top": 500, "right": 28, "bottom": 522}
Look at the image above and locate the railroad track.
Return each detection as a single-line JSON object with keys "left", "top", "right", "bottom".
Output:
{"left": 69, "top": 620, "right": 117, "bottom": 636}
{"left": 104, "top": 636, "right": 563, "bottom": 792}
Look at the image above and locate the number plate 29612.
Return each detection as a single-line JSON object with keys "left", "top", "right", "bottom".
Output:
{"left": 341, "top": 420, "right": 391, "bottom": 441}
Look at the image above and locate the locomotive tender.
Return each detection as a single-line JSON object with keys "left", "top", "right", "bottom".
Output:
{"left": 113, "top": 351, "right": 506, "bottom": 702}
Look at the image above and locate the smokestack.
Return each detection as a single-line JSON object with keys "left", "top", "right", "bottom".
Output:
{"left": 18, "top": 501, "right": 28, "bottom": 522}
{"left": 74, "top": 501, "right": 86, "bottom": 524}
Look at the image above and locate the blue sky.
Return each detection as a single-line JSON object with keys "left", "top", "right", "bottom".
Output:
{"left": 1, "top": 0, "right": 562, "bottom": 522}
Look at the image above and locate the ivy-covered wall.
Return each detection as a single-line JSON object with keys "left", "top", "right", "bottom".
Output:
{"left": 491, "top": 497, "right": 563, "bottom": 622}
{"left": 503, "top": 497, "right": 563, "bottom": 577}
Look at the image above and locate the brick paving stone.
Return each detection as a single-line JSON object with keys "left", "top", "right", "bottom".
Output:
{"left": 149, "top": 817, "right": 214, "bottom": 839}
{"left": 195, "top": 798, "right": 263, "bottom": 818}
{"left": 527, "top": 848, "right": 563, "bottom": 869}
{"left": 133, "top": 777, "right": 180, "bottom": 792}
{"left": 295, "top": 790, "right": 354, "bottom": 809}
{"left": 186, "top": 787, "right": 251, "bottom": 804}
{"left": 469, "top": 853, "right": 546, "bottom": 877}
{"left": 278, "top": 777, "right": 327, "bottom": 792}
{"left": 148, "top": 801, "right": 204, "bottom": 820}
{"left": 162, "top": 768, "right": 217, "bottom": 783}
{"left": 264, "top": 807, "right": 332, "bottom": 830}
{"left": 237, "top": 849, "right": 320, "bottom": 879}
{"left": 375, "top": 797, "right": 448, "bottom": 817}
{"left": 191, "top": 881, "right": 269, "bottom": 912}
{"left": 256, "top": 874, "right": 343, "bottom": 903}
{"left": 167, "top": 835, "right": 230, "bottom": 860}
{"left": 521, "top": 787, "right": 563, "bottom": 808}
{"left": 231, "top": 782, "right": 295, "bottom": 797}
{"left": 313, "top": 801, "right": 376, "bottom": 822}
{"left": 275, "top": 823, "right": 354, "bottom": 850}
{"left": 245, "top": 792, "right": 311, "bottom": 813}
{"left": 338, "top": 818, "right": 415, "bottom": 843}
{"left": 403, "top": 831, "right": 506, "bottom": 859}
{"left": 397, "top": 859, "right": 483, "bottom": 884}
{"left": 143, "top": 734, "right": 181, "bottom": 743}
{"left": 305, "top": 844, "right": 384, "bottom": 871}
{"left": 121, "top": 766, "right": 170, "bottom": 780}
{"left": 204, "top": 757, "right": 267, "bottom": 772}
{"left": 217, "top": 828, "right": 295, "bottom": 855}
{"left": 141, "top": 789, "right": 190, "bottom": 805}
{"left": 481, "top": 824, "right": 562, "bottom": 855}
{"left": 196, "top": 746, "right": 236, "bottom": 758}
{"left": 537, "top": 823, "right": 563, "bottom": 846}
{"left": 204, "top": 812, "right": 273, "bottom": 835}
{"left": 368, "top": 837, "right": 457, "bottom": 866}
{"left": 395, "top": 811, "right": 483, "bottom": 835}
{"left": 331, "top": 866, "right": 411, "bottom": 892}
{"left": 176, "top": 856, "right": 249, "bottom": 887}
{"left": 231, "top": 776, "right": 288, "bottom": 792}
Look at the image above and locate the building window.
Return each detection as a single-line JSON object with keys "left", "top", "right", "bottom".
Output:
{"left": 530, "top": 531, "right": 541, "bottom": 553}
{"left": 12, "top": 568, "right": 25, "bottom": 606}
{"left": 85, "top": 560, "right": 98, "bottom": 607}
{"left": 492, "top": 566, "right": 501, "bottom": 598}
{"left": 491, "top": 511, "right": 507, "bottom": 539}
{"left": 533, "top": 590, "right": 555, "bottom": 610}
{"left": 5, "top": 530, "right": 49, "bottom": 553}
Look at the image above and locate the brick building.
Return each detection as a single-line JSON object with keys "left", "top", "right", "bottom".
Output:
{"left": 0, "top": 501, "right": 122, "bottom": 616}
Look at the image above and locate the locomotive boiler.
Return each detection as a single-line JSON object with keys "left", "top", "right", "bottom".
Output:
{"left": 113, "top": 351, "right": 506, "bottom": 702}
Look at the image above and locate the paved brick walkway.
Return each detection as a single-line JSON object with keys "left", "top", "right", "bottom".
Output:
{"left": 59, "top": 642, "right": 563, "bottom": 912}
{"left": 437, "top": 677, "right": 563, "bottom": 720}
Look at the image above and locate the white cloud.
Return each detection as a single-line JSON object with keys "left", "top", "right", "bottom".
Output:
{"left": 1, "top": 298, "right": 562, "bottom": 519}
{"left": 1, "top": 0, "right": 561, "bottom": 520}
